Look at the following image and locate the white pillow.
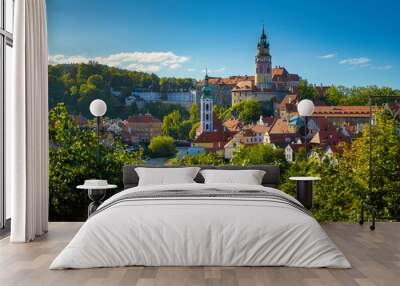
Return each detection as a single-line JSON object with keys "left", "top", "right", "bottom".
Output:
{"left": 200, "top": 169, "right": 266, "bottom": 185}
{"left": 135, "top": 167, "right": 200, "bottom": 186}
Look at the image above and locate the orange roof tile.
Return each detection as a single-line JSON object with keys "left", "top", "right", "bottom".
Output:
{"left": 223, "top": 119, "right": 242, "bottom": 131}
{"left": 198, "top": 76, "right": 255, "bottom": 86}
{"left": 312, "top": 106, "right": 372, "bottom": 117}
{"left": 269, "top": 118, "right": 296, "bottom": 134}
{"left": 232, "top": 80, "right": 255, "bottom": 91}
{"left": 251, "top": 124, "right": 270, "bottom": 134}
{"left": 309, "top": 116, "right": 331, "bottom": 131}
{"left": 268, "top": 133, "right": 298, "bottom": 145}
{"left": 127, "top": 114, "right": 161, "bottom": 123}
{"left": 272, "top": 67, "right": 288, "bottom": 77}
{"left": 260, "top": 116, "right": 275, "bottom": 126}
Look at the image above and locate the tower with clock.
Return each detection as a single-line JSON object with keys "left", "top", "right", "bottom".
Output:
{"left": 255, "top": 26, "right": 272, "bottom": 90}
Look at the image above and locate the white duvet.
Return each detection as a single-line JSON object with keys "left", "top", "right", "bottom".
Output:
{"left": 50, "top": 183, "right": 351, "bottom": 269}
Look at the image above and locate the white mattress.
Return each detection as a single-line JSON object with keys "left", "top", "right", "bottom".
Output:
{"left": 50, "top": 183, "right": 351, "bottom": 269}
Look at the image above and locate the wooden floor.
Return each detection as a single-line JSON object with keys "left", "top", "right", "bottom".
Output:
{"left": 0, "top": 222, "right": 399, "bottom": 286}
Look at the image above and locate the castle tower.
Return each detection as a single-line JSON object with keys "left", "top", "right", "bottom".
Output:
{"left": 255, "top": 26, "right": 272, "bottom": 90}
{"left": 200, "top": 71, "right": 213, "bottom": 132}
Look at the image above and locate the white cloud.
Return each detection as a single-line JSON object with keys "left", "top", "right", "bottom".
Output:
{"left": 48, "top": 51, "right": 189, "bottom": 72}
{"left": 201, "top": 67, "right": 225, "bottom": 74}
{"left": 318, "top": 53, "right": 337, "bottom": 59}
{"left": 168, "top": 63, "right": 182, "bottom": 70}
{"left": 339, "top": 57, "right": 371, "bottom": 65}
{"left": 187, "top": 68, "right": 196, "bottom": 72}
{"left": 126, "top": 63, "right": 161, "bottom": 72}
{"left": 372, "top": 65, "right": 392, "bottom": 70}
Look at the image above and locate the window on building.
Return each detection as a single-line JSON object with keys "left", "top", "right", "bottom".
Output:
{"left": 1, "top": 0, "right": 14, "bottom": 229}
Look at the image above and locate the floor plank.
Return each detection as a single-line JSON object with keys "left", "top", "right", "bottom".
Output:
{"left": 0, "top": 222, "right": 399, "bottom": 286}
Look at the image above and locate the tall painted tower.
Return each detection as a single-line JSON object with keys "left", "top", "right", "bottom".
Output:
{"left": 255, "top": 26, "right": 272, "bottom": 90}
{"left": 200, "top": 71, "right": 213, "bottom": 132}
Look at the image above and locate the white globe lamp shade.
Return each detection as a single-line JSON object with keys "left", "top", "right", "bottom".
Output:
{"left": 297, "top": 99, "right": 315, "bottom": 117}
{"left": 90, "top": 99, "right": 107, "bottom": 117}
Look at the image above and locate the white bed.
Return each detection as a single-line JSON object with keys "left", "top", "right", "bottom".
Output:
{"left": 50, "top": 183, "right": 351, "bottom": 269}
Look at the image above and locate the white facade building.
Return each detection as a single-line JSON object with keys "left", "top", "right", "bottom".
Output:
{"left": 132, "top": 91, "right": 161, "bottom": 102}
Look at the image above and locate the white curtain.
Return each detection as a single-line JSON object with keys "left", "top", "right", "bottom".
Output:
{"left": 7, "top": 0, "right": 49, "bottom": 242}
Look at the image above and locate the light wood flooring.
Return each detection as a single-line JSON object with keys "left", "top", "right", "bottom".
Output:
{"left": 0, "top": 222, "right": 399, "bottom": 286}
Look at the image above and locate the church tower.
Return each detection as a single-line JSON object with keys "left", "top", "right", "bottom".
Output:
{"left": 255, "top": 26, "right": 272, "bottom": 90}
{"left": 200, "top": 71, "right": 213, "bottom": 132}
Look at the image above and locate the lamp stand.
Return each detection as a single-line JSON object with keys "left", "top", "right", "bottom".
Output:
{"left": 96, "top": 116, "right": 101, "bottom": 179}
{"left": 304, "top": 116, "right": 308, "bottom": 160}
{"left": 96, "top": 117, "right": 101, "bottom": 143}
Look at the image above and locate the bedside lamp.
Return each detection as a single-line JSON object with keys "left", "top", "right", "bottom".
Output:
{"left": 297, "top": 99, "right": 315, "bottom": 159}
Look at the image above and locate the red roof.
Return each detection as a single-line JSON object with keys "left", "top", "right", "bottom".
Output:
{"left": 269, "top": 133, "right": 298, "bottom": 145}
{"left": 242, "top": 128, "right": 256, "bottom": 137}
{"left": 260, "top": 116, "right": 275, "bottom": 127}
{"left": 312, "top": 128, "right": 349, "bottom": 146}
{"left": 277, "top": 94, "right": 299, "bottom": 112}
{"left": 312, "top": 106, "right": 371, "bottom": 117}
{"left": 269, "top": 118, "right": 297, "bottom": 134}
{"left": 272, "top": 67, "right": 300, "bottom": 82}
{"left": 223, "top": 119, "right": 242, "bottom": 131}
{"left": 232, "top": 80, "right": 255, "bottom": 91}
{"left": 251, "top": 124, "right": 270, "bottom": 134}
{"left": 309, "top": 116, "right": 331, "bottom": 131}
{"left": 272, "top": 67, "right": 288, "bottom": 77}
{"left": 198, "top": 76, "right": 255, "bottom": 86}
{"left": 193, "top": 129, "right": 237, "bottom": 148}
{"left": 193, "top": 112, "right": 237, "bottom": 149}
{"left": 127, "top": 114, "right": 161, "bottom": 123}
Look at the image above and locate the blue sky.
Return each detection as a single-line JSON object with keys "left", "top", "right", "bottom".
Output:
{"left": 47, "top": 0, "right": 400, "bottom": 88}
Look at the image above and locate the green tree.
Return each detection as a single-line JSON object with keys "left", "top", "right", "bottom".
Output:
{"left": 148, "top": 135, "right": 176, "bottom": 158}
{"left": 170, "top": 152, "right": 225, "bottom": 166}
{"left": 189, "top": 122, "right": 200, "bottom": 140}
{"left": 230, "top": 144, "right": 288, "bottom": 171}
{"left": 189, "top": 103, "right": 199, "bottom": 123}
{"left": 162, "top": 110, "right": 181, "bottom": 139}
{"left": 213, "top": 105, "right": 230, "bottom": 121}
{"left": 228, "top": 99, "right": 263, "bottom": 124}
{"left": 339, "top": 108, "right": 400, "bottom": 218}
{"left": 297, "top": 80, "right": 319, "bottom": 100}
{"left": 324, "top": 86, "right": 344, "bottom": 105}
{"left": 49, "top": 103, "right": 143, "bottom": 221}
{"left": 144, "top": 101, "right": 189, "bottom": 120}
{"left": 279, "top": 108, "right": 400, "bottom": 221}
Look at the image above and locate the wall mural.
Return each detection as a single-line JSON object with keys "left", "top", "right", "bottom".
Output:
{"left": 47, "top": 2, "right": 400, "bottom": 222}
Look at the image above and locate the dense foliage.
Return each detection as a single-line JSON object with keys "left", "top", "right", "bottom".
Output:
{"left": 280, "top": 108, "right": 400, "bottom": 221}
{"left": 230, "top": 144, "right": 288, "bottom": 171}
{"left": 148, "top": 136, "right": 177, "bottom": 158}
{"left": 169, "top": 108, "right": 400, "bottom": 222}
{"left": 170, "top": 152, "right": 226, "bottom": 166}
{"left": 49, "top": 103, "right": 143, "bottom": 221}
{"left": 49, "top": 63, "right": 196, "bottom": 118}
{"left": 162, "top": 103, "right": 199, "bottom": 141}
{"left": 216, "top": 99, "right": 263, "bottom": 124}
{"left": 141, "top": 101, "right": 189, "bottom": 120}
{"left": 298, "top": 79, "right": 400, "bottom": 106}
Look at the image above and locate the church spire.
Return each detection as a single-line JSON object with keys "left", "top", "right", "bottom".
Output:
{"left": 202, "top": 69, "right": 211, "bottom": 98}
{"left": 258, "top": 25, "right": 269, "bottom": 51}
{"left": 200, "top": 69, "right": 213, "bottom": 132}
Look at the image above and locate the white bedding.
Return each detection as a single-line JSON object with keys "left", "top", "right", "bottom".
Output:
{"left": 50, "top": 183, "right": 351, "bottom": 269}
